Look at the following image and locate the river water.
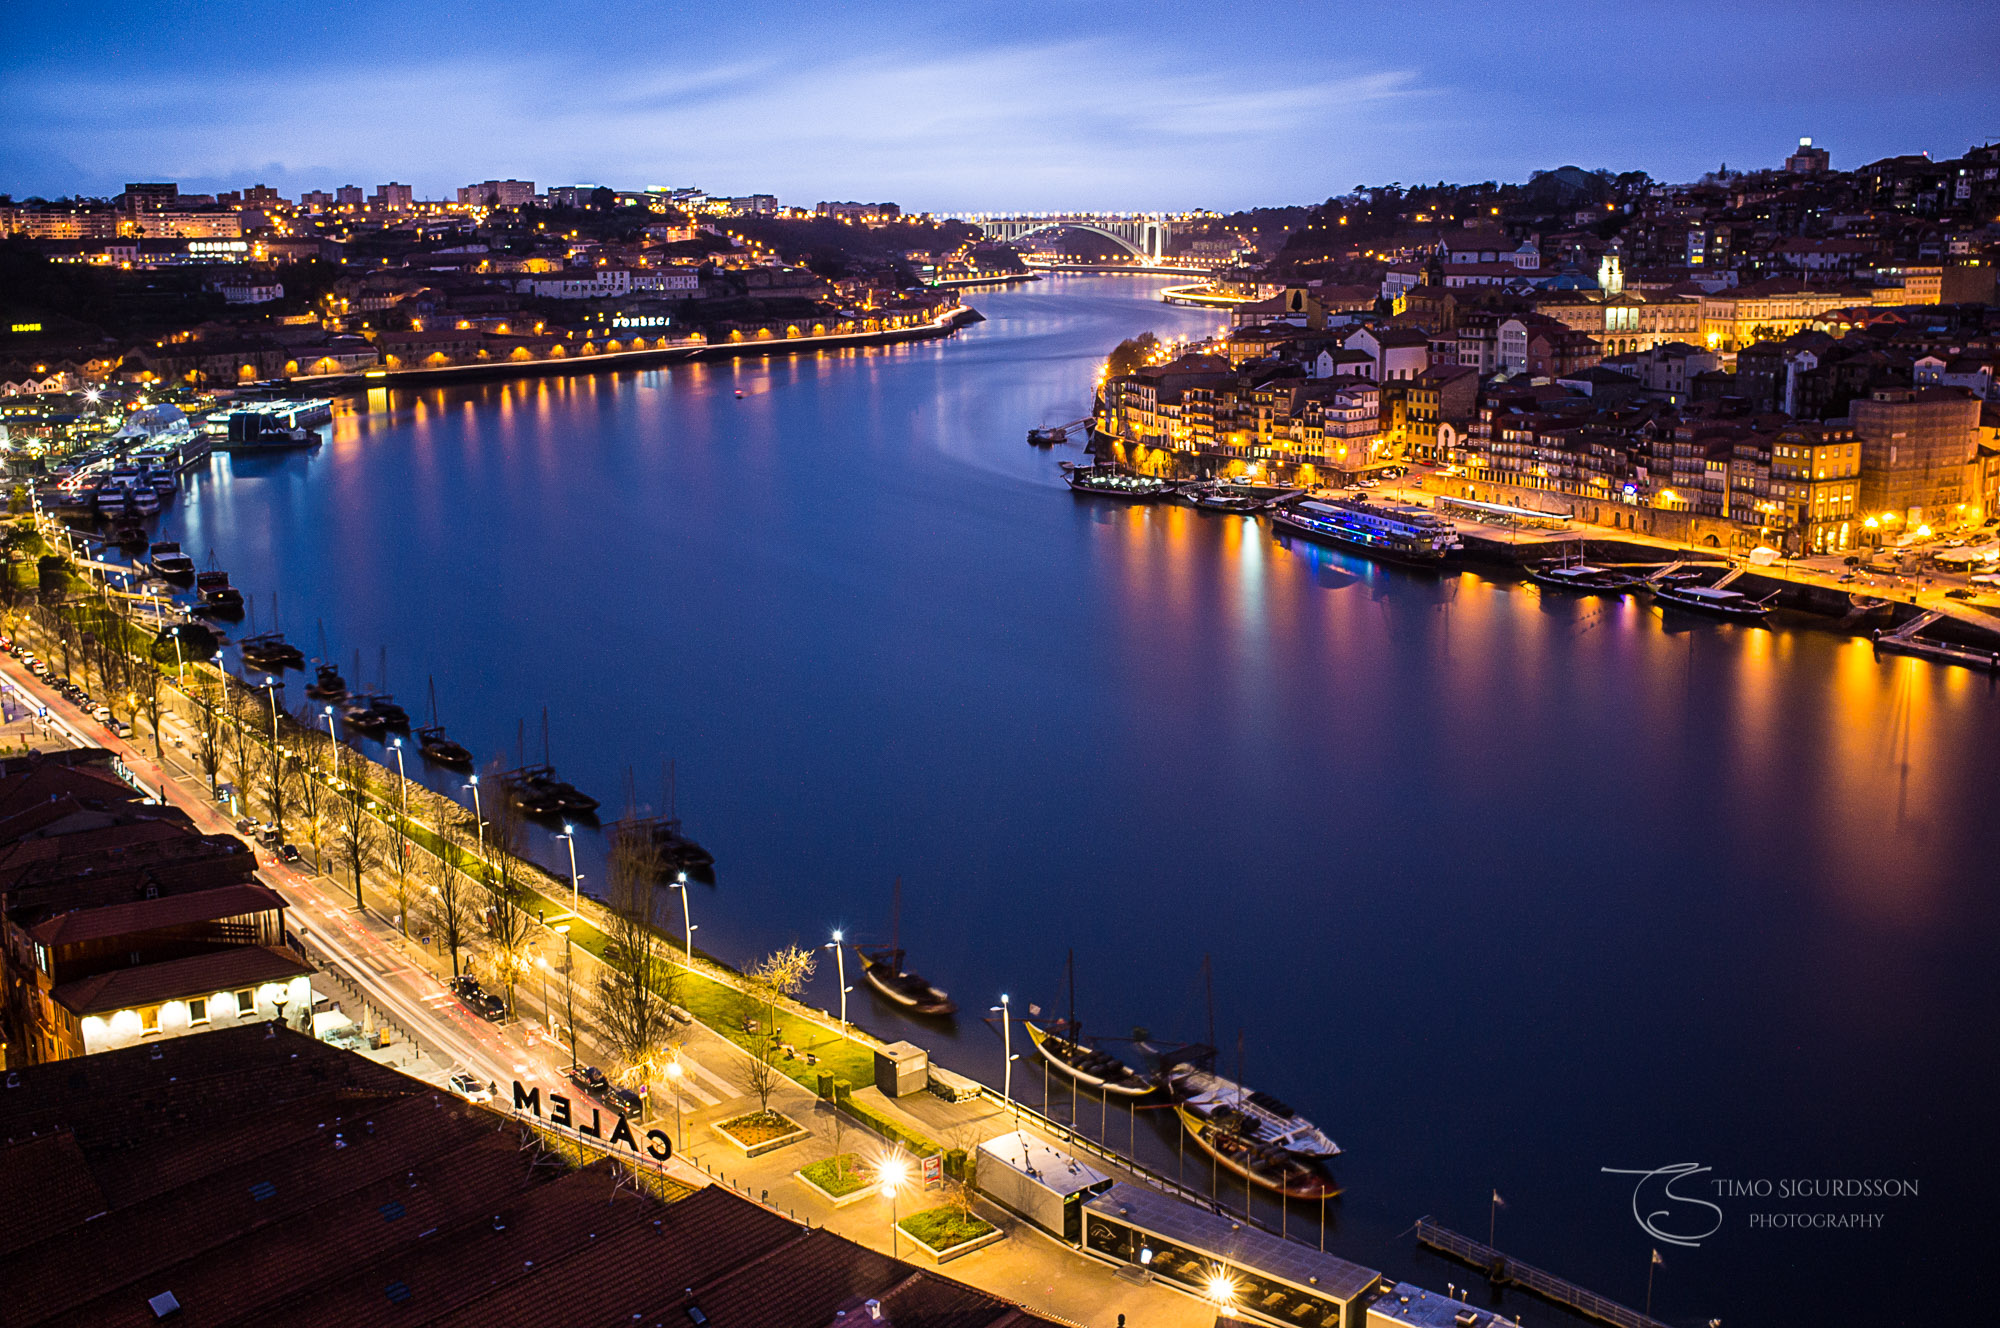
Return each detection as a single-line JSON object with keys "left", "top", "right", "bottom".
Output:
{"left": 158, "top": 275, "right": 1998, "bottom": 1326}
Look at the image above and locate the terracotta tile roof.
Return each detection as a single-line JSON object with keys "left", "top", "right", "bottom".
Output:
{"left": 49, "top": 943, "right": 313, "bottom": 1016}
{"left": 30, "top": 881, "right": 286, "bottom": 946}
{"left": 0, "top": 1027, "right": 1064, "bottom": 1328}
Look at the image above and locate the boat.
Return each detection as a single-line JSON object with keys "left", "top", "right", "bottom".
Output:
{"left": 1653, "top": 582, "right": 1774, "bottom": 621}
{"left": 1023, "top": 952, "right": 1153, "bottom": 1096}
{"left": 1526, "top": 553, "right": 1641, "bottom": 593}
{"left": 340, "top": 696, "right": 391, "bottom": 734}
{"left": 1163, "top": 1059, "right": 1342, "bottom": 1201}
{"left": 148, "top": 541, "right": 195, "bottom": 579}
{"left": 503, "top": 713, "right": 599, "bottom": 818}
{"left": 416, "top": 679, "right": 473, "bottom": 768}
{"left": 854, "top": 878, "right": 955, "bottom": 1016}
{"left": 145, "top": 466, "right": 177, "bottom": 495}
{"left": 304, "top": 662, "right": 347, "bottom": 701}
{"left": 649, "top": 761, "right": 714, "bottom": 881}
{"left": 1061, "top": 463, "right": 1177, "bottom": 502}
{"left": 1848, "top": 592, "right": 1893, "bottom": 616}
{"left": 96, "top": 487, "right": 127, "bottom": 518}
{"left": 1185, "top": 482, "right": 1266, "bottom": 514}
{"left": 239, "top": 631, "right": 305, "bottom": 671}
{"left": 111, "top": 523, "right": 148, "bottom": 548}
{"left": 1270, "top": 496, "right": 1462, "bottom": 566}
{"left": 129, "top": 487, "right": 161, "bottom": 517}
{"left": 1028, "top": 426, "right": 1066, "bottom": 446}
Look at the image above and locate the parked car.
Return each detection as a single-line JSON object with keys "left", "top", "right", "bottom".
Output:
{"left": 604, "top": 1085, "right": 645, "bottom": 1119}
{"left": 90, "top": 705, "right": 112, "bottom": 724}
{"left": 448, "top": 975, "right": 486, "bottom": 1000}
{"left": 447, "top": 1071, "right": 495, "bottom": 1104}
{"left": 0, "top": 634, "right": 12, "bottom": 652}
{"left": 234, "top": 817, "right": 258, "bottom": 835}
{"left": 468, "top": 991, "right": 507, "bottom": 1022}
{"left": 258, "top": 825, "right": 282, "bottom": 847}
{"left": 29, "top": 661, "right": 50, "bottom": 677}
{"left": 565, "top": 1064, "right": 610, "bottom": 1094}
{"left": 1946, "top": 588, "right": 1977, "bottom": 601}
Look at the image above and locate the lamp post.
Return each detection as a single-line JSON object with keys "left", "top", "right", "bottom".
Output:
{"left": 668, "top": 872, "right": 696, "bottom": 964}
{"left": 264, "top": 677, "right": 281, "bottom": 746}
{"left": 878, "top": 1155, "right": 909, "bottom": 1259}
{"left": 826, "top": 930, "right": 850, "bottom": 1029}
{"left": 989, "top": 994, "right": 1016, "bottom": 1122}
{"left": 464, "top": 774, "right": 486, "bottom": 866}
{"left": 321, "top": 706, "right": 339, "bottom": 781}
{"left": 666, "top": 1058, "right": 685, "bottom": 1155}
{"left": 556, "top": 824, "right": 581, "bottom": 909}
{"left": 555, "top": 924, "right": 576, "bottom": 1070}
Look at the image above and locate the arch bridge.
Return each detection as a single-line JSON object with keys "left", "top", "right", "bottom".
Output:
{"left": 961, "top": 214, "right": 1173, "bottom": 261}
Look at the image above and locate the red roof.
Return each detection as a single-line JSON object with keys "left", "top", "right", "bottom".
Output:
{"left": 50, "top": 943, "right": 312, "bottom": 1015}
{"left": 30, "top": 881, "right": 286, "bottom": 946}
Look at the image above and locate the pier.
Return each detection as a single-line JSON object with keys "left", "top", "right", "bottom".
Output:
{"left": 1414, "top": 1219, "right": 1670, "bottom": 1328}
{"left": 1873, "top": 608, "right": 2000, "bottom": 673}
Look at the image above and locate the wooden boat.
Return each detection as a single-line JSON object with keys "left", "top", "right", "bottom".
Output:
{"left": 417, "top": 679, "right": 473, "bottom": 768}
{"left": 854, "top": 877, "right": 954, "bottom": 1016}
{"left": 1061, "top": 462, "right": 1177, "bottom": 502}
{"left": 1653, "top": 582, "right": 1773, "bottom": 621}
{"left": 1165, "top": 1061, "right": 1342, "bottom": 1200}
{"left": 1025, "top": 1021, "right": 1154, "bottom": 1096}
{"left": 1025, "top": 951, "right": 1153, "bottom": 1095}
{"left": 1527, "top": 544, "right": 1640, "bottom": 593}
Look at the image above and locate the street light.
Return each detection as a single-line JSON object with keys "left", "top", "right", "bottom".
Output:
{"left": 668, "top": 872, "right": 696, "bottom": 964}
{"left": 665, "top": 1058, "right": 685, "bottom": 1155}
{"left": 554, "top": 924, "right": 576, "bottom": 1070}
{"left": 989, "top": 994, "right": 1016, "bottom": 1121}
{"left": 877, "top": 1154, "right": 910, "bottom": 1258}
{"left": 825, "top": 929, "right": 851, "bottom": 1029}
{"left": 463, "top": 774, "right": 486, "bottom": 867}
{"left": 263, "top": 676, "right": 281, "bottom": 746}
{"left": 321, "top": 706, "right": 339, "bottom": 781}
{"left": 555, "top": 823, "right": 581, "bottom": 909}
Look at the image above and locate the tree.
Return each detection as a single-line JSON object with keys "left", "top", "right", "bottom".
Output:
{"left": 261, "top": 742, "right": 295, "bottom": 849}
{"left": 225, "top": 686, "right": 267, "bottom": 816}
{"left": 478, "top": 774, "right": 536, "bottom": 1014}
{"left": 131, "top": 652, "right": 164, "bottom": 761}
{"left": 288, "top": 710, "right": 332, "bottom": 869}
{"left": 1105, "top": 332, "right": 1160, "bottom": 379}
{"left": 743, "top": 943, "right": 817, "bottom": 1116}
{"left": 189, "top": 671, "right": 227, "bottom": 797}
{"left": 331, "top": 787, "right": 380, "bottom": 910}
{"left": 422, "top": 818, "right": 478, "bottom": 978}
{"left": 594, "top": 826, "right": 677, "bottom": 1083}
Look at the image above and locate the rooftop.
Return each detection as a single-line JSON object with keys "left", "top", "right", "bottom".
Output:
{"left": 49, "top": 943, "right": 314, "bottom": 1016}
{"left": 1085, "top": 1182, "right": 1379, "bottom": 1303}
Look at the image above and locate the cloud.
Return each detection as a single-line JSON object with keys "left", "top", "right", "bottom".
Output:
{"left": 0, "top": 38, "right": 1433, "bottom": 208}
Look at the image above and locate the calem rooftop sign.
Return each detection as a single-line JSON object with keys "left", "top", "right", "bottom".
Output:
{"left": 512, "top": 1081, "right": 673, "bottom": 1161}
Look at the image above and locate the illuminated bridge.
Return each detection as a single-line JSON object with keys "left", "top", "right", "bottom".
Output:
{"left": 954, "top": 213, "right": 1174, "bottom": 261}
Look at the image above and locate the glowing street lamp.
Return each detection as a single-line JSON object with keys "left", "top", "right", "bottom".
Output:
{"left": 989, "top": 994, "right": 1017, "bottom": 1120}
{"left": 554, "top": 823, "right": 582, "bottom": 908}
{"left": 1205, "top": 1267, "right": 1240, "bottom": 1314}
{"left": 877, "top": 1154, "right": 910, "bottom": 1258}
{"left": 825, "top": 929, "right": 851, "bottom": 1029}
{"left": 668, "top": 872, "right": 696, "bottom": 963}
{"left": 463, "top": 774, "right": 486, "bottom": 866}
{"left": 321, "top": 706, "right": 339, "bottom": 780}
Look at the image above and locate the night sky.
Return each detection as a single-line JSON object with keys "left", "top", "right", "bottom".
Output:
{"left": 3, "top": 0, "right": 1994, "bottom": 208}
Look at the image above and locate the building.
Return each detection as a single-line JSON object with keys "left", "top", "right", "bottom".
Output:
{"left": 1698, "top": 282, "right": 1863, "bottom": 353}
{"left": 1083, "top": 1183, "right": 1381, "bottom": 1328}
{"left": 1767, "top": 420, "right": 1862, "bottom": 553}
{"left": 1785, "top": 137, "right": 1832, "bottom": 175}
{"left": 214, "top": 276, "right": 285, "bottom": 305}
{"left": 0, "top": 750, "right": 310, "bottom": 1066}
{"left": 1367, "top": 1283, "right": 1513, "bottom": 1328}
{"left": 0, "top": 1023, "right": 1064, "bottom": 1328}
{"left": 458, "top": 179, "right": 536, "bottom": 208}
{"left": 334, "top": 184, "right": 364, "bottom": 209}
{"left": 370, "top": 182, "right": 415, "bottom": 212}
{"left": 1851, "top": 385, "right": 1983, "bottom": 527}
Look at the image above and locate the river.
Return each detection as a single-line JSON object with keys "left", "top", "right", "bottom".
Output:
{"left": 157, "top": 275, "right": 1999, "bottom": 1326}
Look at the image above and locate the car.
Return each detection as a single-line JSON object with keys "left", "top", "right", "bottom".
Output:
{"left": 1946, "top": 588, "right": 1977, "bottom": 601}
{"left": 1411, "top": 478, "right": 1426, "bottom": 489}
{"left": 258, "top": 825, "right": 282, "bottom": 847}
{"left": 469, "top": 991, "right": 507, "bottom": 1022}
{"left": 566, "top": 1064, "right": 610, "bottom": 1094}
{"left": 90, "top": 705, "right": 112, "bottom": 724}
{"left": 447, "top": 1071, "right": 495, "bottom": 1104}
{"left": 234, "top": 817, "right": 258, "bottom": 835}
{"left": 29, "top": 662, "right": 49, "bottom": 677}
{"left": 604, "top": 1085, "right": 645, "bottom": 1119}
{"left": 277, "top": 843, "right": 303, "bottom": 864}
{"left": 0, "top": 635, "right": 11, "bottom": 652}
{"left": 107, "top": 719, "right": 131, "bottom": 738}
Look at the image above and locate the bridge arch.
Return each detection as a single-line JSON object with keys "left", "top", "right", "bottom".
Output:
{"left": 973, "top": 215, "right": 1172, "bottom": 261}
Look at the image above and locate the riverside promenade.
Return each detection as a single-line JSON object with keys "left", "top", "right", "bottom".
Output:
{"left": 0, "top": 629, "right": 1234, "bottom": 1328}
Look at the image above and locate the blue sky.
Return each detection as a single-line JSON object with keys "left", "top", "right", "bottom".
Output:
{"left": 2, "top": 1, "right": 1993, "bottom": 210}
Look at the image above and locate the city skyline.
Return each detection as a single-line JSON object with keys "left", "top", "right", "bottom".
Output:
{"left": 4, "top": 0, "right": 1996, "bottom": 208}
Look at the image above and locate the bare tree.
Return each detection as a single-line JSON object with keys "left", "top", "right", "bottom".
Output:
{"left": 422, "top": 818, "right": 478, "bottom": 978}
{"left": 479, "top": 774, "right": 536, "bottom": 1014}
{"left": 331, "top": 787, "right": 380, "bottom": 910}
{"left": 189, "top": 670, "right": 227, "bottom": 797}
{"left": 130, "top": 650, "right": 164, "bottom": 761}
{"left": 225, "top": 688, "right": 267, "bottom": 818}
{"left": 594, "top": 826, "right": 676, "bottom": 1083}
{"left": 743, "top": 943, "right": 817, "bottom": 1117}
{"left": 261, "top": 742, "right": 295, "bottom": 846}
{"left": 289, "top": 707, "right": 333, "bottom": 869}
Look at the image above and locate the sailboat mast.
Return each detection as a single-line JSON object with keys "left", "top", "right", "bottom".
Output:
{"left": 891, "top": 877, "right": 902, "bottom": 966}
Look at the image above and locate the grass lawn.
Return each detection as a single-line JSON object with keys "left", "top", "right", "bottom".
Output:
{"left": 797, "top": 1153, "right": 870, "bottom": 1198}
{"left": 898, "top": 1204, "right": 997, "bottom": 1252}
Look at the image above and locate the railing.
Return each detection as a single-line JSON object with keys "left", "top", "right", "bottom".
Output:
{"left": 1415, "top": 1218, "right": 1670, "bottom": 1328}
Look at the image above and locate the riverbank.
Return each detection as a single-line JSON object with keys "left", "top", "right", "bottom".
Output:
{"left": 282, "top": 305, "right": 983, "bottom": 395}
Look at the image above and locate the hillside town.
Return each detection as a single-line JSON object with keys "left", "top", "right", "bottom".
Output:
{"left": 1099, "top": 139, "right": 2000, "bottom": 555}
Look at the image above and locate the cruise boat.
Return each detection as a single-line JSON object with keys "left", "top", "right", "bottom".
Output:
{"left": 148, "top": 541, "right": 195, "bottom": 579}
{"left": 1271, "top": 496, "right": 1461, "bottom": 566}
{"left": 1163, "top": 1060, "right": 1342, "bottom": 1200}
{"left": 129, "top": 487, "right": 161, "bottom": 517}
{"left": 1653, "top": 582, "right": 1775, "bottom": 621}
{"left": 1062, "top": 463, "right": 1177, "bottom": 503}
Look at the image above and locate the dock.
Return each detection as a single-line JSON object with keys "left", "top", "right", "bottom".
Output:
{"left": 1414, "top": 1218, "right": 1671, "bottom": 1328}
{"left": 1873, "top": 609, "right": 2000, "bottom": 674}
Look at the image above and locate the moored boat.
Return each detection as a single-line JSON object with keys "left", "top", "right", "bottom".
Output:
{"left": 239, "top": 631, "right": 305, "bottom": 671}
{"left": 416, "top": 678, "right": 473, "bottom": 768}
{"left": 1271, "top": 496, "right": 1461, "bottom": 566}
{"left": 1653, "top": 582, "right": 1774, "bottom": 621}
{"left": 148, "top": 541, "right": 195, "bottom": 579}
{"left": 304, "top": 662, "right": 348, "bottom": 701}
{"left": 1527, "top": 561, "right": 1641, "bottom": 593}
{"left": 1025, "top": 1021, "right": 1154, "bottom": 1097}
{"left": 1164, "top": 1061, "right": 1341, "bottom": 1200}
{"left": 854, "top": 945, "right": 956, "bottom": 1016}
{"left": 1062, "top": 463, "right": 1177, "bottom": 502}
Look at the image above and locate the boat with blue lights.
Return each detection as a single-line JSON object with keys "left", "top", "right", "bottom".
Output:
{"left": 1271, "top": 496, "right": 1461, "bottom": 566}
